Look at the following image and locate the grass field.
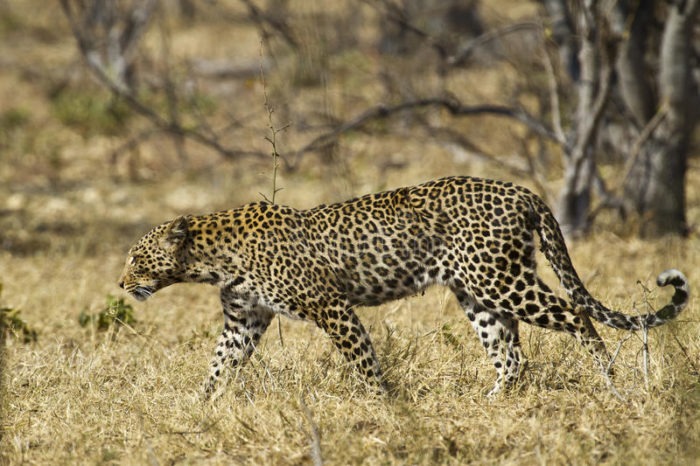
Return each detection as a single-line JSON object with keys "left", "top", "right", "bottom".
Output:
{"left": 2, "top": 2, "right": 700, "bottom": 465}
{"left": 2, "top": 212, "right": 699, "bottom": 465}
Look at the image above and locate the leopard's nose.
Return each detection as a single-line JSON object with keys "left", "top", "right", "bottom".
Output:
{"left": 118, "top": 280, "right": 124, "bottom": 289}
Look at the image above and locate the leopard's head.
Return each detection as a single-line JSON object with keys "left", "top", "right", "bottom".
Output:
{"left": 118, "top": 216, "right": 190, "bottom": 301}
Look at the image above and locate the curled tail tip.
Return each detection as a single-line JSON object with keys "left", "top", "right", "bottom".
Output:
{"left": 652, "top": 269, "right": 689, "bottom": 323}
{"left": 656, "top": 269, "right": 688, "bottom": 290}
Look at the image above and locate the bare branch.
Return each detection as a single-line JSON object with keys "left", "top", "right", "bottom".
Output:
{"left": 109, "top": 127, "right": 161, "bottom": 165}
{"left": 448, "top": 22, "right": 541, "bottom": 67}
{"left": 90, "top": 55, "right": 264, "bottom": 159}
{"left": 239, "top": 0, "right": 298, "bottom": 50}
{"left": 587, "top": 168, "right": 627, "bottom": 224}
{"left": 363, "top": 0, "right": 451, "bottom": 59}
{"left": 291, "top": 96, "right": 560, "bottom": 166}
{"left": 618, "top": 103, "right": 669, "bottom": 191}
{"left": 541, "top": 31, "right": 567, "bottom": 144}
{"left": 59, "top": 0, "right": 158, "bottom": 90}
{"left": 60, "top": 0, "right": 267, "bottom": 161}
{"left": 429, "top": 125, "right": 533, "bottom": 179}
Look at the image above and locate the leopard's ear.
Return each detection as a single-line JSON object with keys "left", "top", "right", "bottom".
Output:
{"left": 161, "top": 216, "right": 189, "bottom": 250}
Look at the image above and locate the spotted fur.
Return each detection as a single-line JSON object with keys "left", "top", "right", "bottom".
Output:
{"left": 118, "top": 176, "right": 689, "bottom": 396}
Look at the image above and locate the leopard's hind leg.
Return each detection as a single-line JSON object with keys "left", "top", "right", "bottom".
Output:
{"left": 496, "top": 276, "right": 613, "bottom": 382}
{"left": 454, "top": 291, "right": 526, "bottom": 396}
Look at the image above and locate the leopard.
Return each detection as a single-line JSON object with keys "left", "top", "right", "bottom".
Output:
{"left": 118, "top": 176, "right": 689, "bottom": 397}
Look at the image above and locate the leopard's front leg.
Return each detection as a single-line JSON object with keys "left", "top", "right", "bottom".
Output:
{"left": 203, "top": 292, "right": 273, "bottom": 398}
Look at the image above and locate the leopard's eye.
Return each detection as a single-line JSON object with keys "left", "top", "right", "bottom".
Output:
{"left": 128, "top": 255, "right": 139, "bottom": 265}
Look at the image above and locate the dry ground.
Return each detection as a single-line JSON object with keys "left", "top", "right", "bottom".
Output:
{"left": 1, "top": 1, "right": 700, "bottom": 465}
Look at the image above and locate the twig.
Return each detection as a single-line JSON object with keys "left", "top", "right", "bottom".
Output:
{"left": 605, "top": 333, "right": 633, "bottom": 402}
{"left": 635, "top": 281, "right": 653, "bottom": 390}
{"left": 299, "top": 395, "right": 323, "bottom": 466}
{"left": 259, "top": 40, "right": 288, "bottom": 347}
{"left": 670, "top": 331, "right": 700, "bottom": 376}
{"left": 642, "top": 321, "right": 650, "bottom": 390}
{"left": 258, "top": 41, "right": 287, "bottom": 205}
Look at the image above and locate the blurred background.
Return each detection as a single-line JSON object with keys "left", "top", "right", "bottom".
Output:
{"left": 1, "top": 0, "right": 698, "bottom": 260}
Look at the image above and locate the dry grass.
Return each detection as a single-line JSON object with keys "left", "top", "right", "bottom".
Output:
{"left": 2, "top": 1, "right": 700, "bottom": 465}
{"left": 2, "top": 239, "right": 699, "bottom": 465}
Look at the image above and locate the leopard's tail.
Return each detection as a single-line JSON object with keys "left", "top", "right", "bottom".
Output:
{"left": 525, "top": 192, "right": 689, "bottom": 331}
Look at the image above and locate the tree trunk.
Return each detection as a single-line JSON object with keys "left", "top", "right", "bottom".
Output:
{"left": 613, "top": 0, "right": 655, "bottom": 127}
{"left": 625, "top": 0, "right": 699, "bottom": 237}
{"left": 556, "top": 2, "right": 611, "bottom": 237}
{"left": 636, "top": 138, "right": 688, "bottom": 237}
